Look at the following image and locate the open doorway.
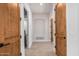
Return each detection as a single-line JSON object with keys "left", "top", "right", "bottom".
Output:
{"left": 24, "top": 3, "right": 56, "bottom": 56}
{"left": 23, "top": 3, "right": 66, "bottom": 56}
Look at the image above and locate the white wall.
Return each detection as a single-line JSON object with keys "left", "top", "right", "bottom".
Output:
{"left": 67, "top": 3, "right": 79, "bottom": 56}
{"left": 32, "top": 13, "right": 51, "bottom": 42}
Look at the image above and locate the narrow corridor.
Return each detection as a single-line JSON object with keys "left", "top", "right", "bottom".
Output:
{"left": 25, "top": 42, "right": 56, "bottom": 56}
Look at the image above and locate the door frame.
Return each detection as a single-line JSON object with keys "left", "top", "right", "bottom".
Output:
{"left": 19, "top": 4, "right": 25, "bottom": 56}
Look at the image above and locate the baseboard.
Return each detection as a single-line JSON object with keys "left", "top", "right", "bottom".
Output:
{"left": 33, "top": 40, "right": 51, "bottom": 42}
{"left": 27, "top": 41, "right": 32, "bottom": 48}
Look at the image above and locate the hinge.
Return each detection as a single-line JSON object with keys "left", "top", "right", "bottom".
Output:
{"left": 20, "top": 17, "right": 21, "bottom": 21}
{"left": 20, "top": 35, "right": 22, "bottom": 39}
{"left": 55, "top": 33, "right": 56, "bottom": 36}
{"left": 55, "top": 45, "right": 56, "bottom": 48}
{"left": 54, "top": 21, "right": 56, "bottom": 23}
{"left": 20, "top": 52, "right": 22, "bottom": 56}
{"left": 54, "top": 8, "right": 56, "bottom": 11}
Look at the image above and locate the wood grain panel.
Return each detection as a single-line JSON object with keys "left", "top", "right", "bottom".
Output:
{"left": 0, "top": 3, "right": 20, "bottom": 56}
{"left": 55, "top": 3, "right": 66, "bottom": 56}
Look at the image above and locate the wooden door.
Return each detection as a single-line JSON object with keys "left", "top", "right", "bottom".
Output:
{"left": 0, "top": 3, "right": 20, "bottom": 56}
{"left": 55, "top": 3, "right": 66, "bottom": 56}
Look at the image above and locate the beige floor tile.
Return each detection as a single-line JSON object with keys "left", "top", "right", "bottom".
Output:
{"left": 25, "top": 42, "right": 56, "bottom": 56}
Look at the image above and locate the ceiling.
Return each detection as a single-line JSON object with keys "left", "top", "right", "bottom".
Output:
{"left": 29, "top": 3, "right": 53, "bottom": 14}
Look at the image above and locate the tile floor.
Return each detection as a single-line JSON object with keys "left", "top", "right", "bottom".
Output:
{"left": 25, "top": 42, "right": 56, "bottom": 56}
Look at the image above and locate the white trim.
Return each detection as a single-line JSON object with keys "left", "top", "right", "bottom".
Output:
{"left": 24, "top": 4, "right": 33, "bottom": 48}
{"left": 19, "top": 3, "right": 25, "bottom": 56}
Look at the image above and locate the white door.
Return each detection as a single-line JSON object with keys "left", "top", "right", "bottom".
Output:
{"left": 33, "top": 18, "right": 50, "bottom": 42}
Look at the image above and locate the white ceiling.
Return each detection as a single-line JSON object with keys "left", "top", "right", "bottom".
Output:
{"left": 29, "top": 3, "right": 53, "bottom": 14}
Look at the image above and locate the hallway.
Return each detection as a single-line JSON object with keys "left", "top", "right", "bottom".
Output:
{"left": 25, "top": 42, "right": 56, "bottom": 56}
{"left": 0, "top": 3, "right": 78, "bottom": 56}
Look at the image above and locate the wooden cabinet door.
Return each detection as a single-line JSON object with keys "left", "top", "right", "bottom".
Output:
{"left": 0, "top": 3, "right": 20, "bottom": 56}
{"left": 55, "top": 3, "right": 66, "bottom": 56}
